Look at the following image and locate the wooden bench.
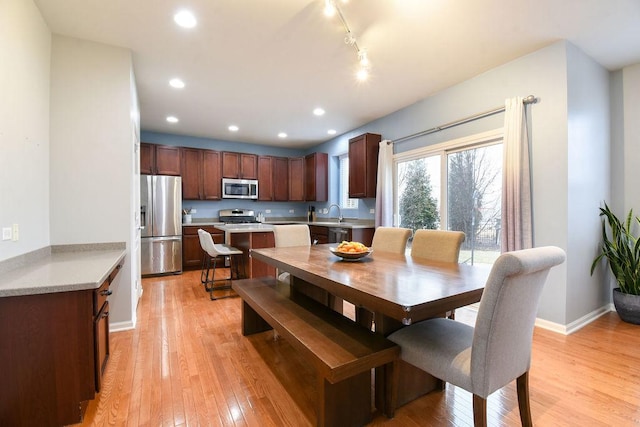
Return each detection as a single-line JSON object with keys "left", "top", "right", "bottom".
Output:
{"left": 232, "top": 277, "right": 399, "bottom": 427}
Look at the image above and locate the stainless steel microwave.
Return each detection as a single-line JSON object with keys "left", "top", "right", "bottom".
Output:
{"left": 222, "top": 178, "right": 258, "bottom": 199}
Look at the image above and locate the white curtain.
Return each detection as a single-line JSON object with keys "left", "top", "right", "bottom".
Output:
{"left": 501, "top": 97, "right": 533, "bottom": 252}
{"left": 375, "top": 140, "right": 394, "bottom": 227}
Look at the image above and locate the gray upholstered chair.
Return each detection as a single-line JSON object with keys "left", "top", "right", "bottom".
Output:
{"left": 371, "top": 226, "right": 412, "bottom": 254}
{"left": 410, "top": 229, "right": 465, "bottom": 263}
{"left": 197, "top": 229, "right": 244, "bottom": 300}
{"left": 388, "top": 246, "right": 566, "bottom": 426}
{"left": 272, "top": 224, "right": 311, "bottom": 284}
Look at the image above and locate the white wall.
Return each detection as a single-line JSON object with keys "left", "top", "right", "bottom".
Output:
{"left": 49, "top": 35, "right": 137, "bottom": 328}
{"left": 621, "top": 64, "right": 640, "bottom": 214}
{"left": 565, "top": 43, "right": 611, "bottom": 324}
{"left": 0, "top": 0, "right": 51, "bottom": 261}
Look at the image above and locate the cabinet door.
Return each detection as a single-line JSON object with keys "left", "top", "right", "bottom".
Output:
{"left": 222, "top": 151, "right": 240, "bottom": 178}
{"left": 94, "top": 301, "right": 109, "bottom": 392}
{"left": 202, "top": 150, "right": 221, "bottom": 200}
{"left": 258, "top": 156, "right": 273, "bottom": 201}
{"left": 273, "top": 157, "right": 289, "bottom": 201}
{"left": 155, "top": 145, "right": 181, "bottom": 176}
{"left": 249, "top": 232, "right": 276, "bottom": 278}
{"left": 288, "top": 157, "right": 305, "bottom": 201}
{"left": 140, "top": 143, "right": 154, "bottom": 174}
{"left": 305, "top": 152, "right": 328, "bottom": 202}
{"left": 349, "top": 133, "right": 381, "bottom": 198}
{"left": 181, "top": 148, "right": 202, "bottom": 200}
{"left": 240, "top": 154, "right": 258, "bottom": 179}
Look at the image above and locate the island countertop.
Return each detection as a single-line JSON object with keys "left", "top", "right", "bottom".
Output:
{"left": 0, "top": 244, "right": 126, "bottom": 297}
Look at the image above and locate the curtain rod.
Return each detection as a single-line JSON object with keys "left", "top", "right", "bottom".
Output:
{"left": 389, "top": 95, "right": 537, "bottom": 145}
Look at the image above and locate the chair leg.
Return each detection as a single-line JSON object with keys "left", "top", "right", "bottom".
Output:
{"left": 517, "top": 372, "right": 533, "bottom": 427}
{"left": 472, "top": 394, "right": 487, "bottom": 427}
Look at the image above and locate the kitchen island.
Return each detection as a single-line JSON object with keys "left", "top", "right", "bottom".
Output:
{"left": 216, "top": 223, "right": 276, "bottom": 278}
{"left": 0, "top": 244, "right": 126, "bottom": 427}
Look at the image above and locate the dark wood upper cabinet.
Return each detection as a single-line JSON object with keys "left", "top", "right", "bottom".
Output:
{"left": 288, "top": 157, "right": 305, "bottom": 201}
{"left": 222, "top": 152, "right": 258, "bottom": 179}
{"left": 181, "top": 148, "right": 221, "bottom": 200}
{"left": 258, "top": 156, "right": 273, "bottom": 201}
{"left": 273, "top": 156, "right": 289, "bottom": 201}
{"left": 348, "top": 133, "right": 381, "bottom": 198}
{"left": 140, "top": 143, "right": 181, "bottom": 176}
{"left": 305, "top": 152, "right": 328, "bottom": 202}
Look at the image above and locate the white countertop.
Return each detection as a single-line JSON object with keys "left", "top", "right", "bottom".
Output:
{"left": 216, "top": 223, "right": 275, "bottom": 233}
{"left": 0, "top": 246, "right": 126, "bottom": 297}
{"left": 184, "top": 220, "right": 374, "bottom": 229}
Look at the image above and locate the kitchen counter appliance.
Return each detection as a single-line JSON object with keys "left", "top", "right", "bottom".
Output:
{"left": 141, "top": 175, "right": 182, "bottom": 276}
{"left": 219, "top": 208, "right": 258, "bottom": 224}
{"left": 222, "top": 178, "right": 258, "bottom": 199}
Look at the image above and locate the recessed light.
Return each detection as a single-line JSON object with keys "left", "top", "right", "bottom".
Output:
{"left": 174, "top": 10, "right": 197, "bottom": 28}
{"left": 313, "top": 108, "right": 325, "bottom": 116}
{"left": 278, "top": 132, "right": 287, "bottom": 138}
{"left": 327, "top": 129, "right": 337, "bottom": 135}
{"left": 228, "top": 125, "right": 239, "bottom": 132}
{"left": 356, "top": 68, "right": 369, "bottom": 81}
{"left": 166, "top": 116, "right": 179, "bottom": 123}
{"left": 169, "top": 78, "right": 185, "bottom": 88}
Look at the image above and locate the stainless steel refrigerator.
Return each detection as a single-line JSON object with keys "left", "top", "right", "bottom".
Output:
{"left": 140, "top": 175, "right": 182, "bottom": 276}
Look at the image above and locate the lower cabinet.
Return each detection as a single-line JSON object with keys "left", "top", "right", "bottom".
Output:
{"left": 309, "top": 225, "right": 329, "bottom": 244}
{"left": 182, "top": 226, "right": 224, "bottom": 270}
{"left": 230, "top": 231, "right": 276, "bottom": 278}
{"left": 0, "top": 259, "right": 122, "bottom": 427}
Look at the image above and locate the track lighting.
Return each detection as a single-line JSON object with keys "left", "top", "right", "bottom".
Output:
{"left": 323, "top": 0, "right": 371, "bottom": 82}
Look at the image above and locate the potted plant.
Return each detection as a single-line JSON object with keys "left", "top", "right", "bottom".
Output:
{"left": 591, "top": 202, "right": 640, "bottom": 324}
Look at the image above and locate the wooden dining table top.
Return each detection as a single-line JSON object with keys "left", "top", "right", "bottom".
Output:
{"left": 250, "top": 244, "right": 491, "bottom": 328}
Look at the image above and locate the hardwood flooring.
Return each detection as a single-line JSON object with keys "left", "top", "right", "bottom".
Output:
{"left": 75, "top": 270, "right": 640, "bottom": 426}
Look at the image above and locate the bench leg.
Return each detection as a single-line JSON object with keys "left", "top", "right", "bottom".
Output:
{"left": 318, "top": 372, "right": 371, "bottom": 427}
{"left": 241, "top": 301, "right": 272, "bottom": 336}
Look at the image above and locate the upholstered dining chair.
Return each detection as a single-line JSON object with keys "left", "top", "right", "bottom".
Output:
{"left": 371, "top": 226, "right": 412, "bottom": 254}
{"left": 388, "top": 246, "right": 566, "bottom": 427}
{"left": 197, "top": 229, "right": 244, "bottom": 301}
{"left": 410, "top": 229, "right": 466, "bottom": 263}
{"left": 411, "top": 229, "right": 465, "bottom": 319}
{"left": 272, "top": 224, "right": 311, "bottom": 284}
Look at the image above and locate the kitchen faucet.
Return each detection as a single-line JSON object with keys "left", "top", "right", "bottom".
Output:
{"left": 328, "top": 204, "right": 343, "bottom": 223}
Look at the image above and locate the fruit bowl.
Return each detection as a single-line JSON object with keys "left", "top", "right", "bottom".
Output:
{"left": 329, "top": 246, "right": 373, "bottom": 261}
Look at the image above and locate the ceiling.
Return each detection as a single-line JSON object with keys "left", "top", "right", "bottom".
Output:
{"left": 35, "top": 0, "right": 640, "bottom": 149}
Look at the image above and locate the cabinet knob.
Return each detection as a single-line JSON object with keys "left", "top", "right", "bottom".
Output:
{"left": 100, "top": 289, "right": 113, "bottom": 296}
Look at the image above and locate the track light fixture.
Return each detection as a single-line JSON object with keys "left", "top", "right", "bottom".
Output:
{"left": 323, "top": 0, "right": 371, "bottom": 81}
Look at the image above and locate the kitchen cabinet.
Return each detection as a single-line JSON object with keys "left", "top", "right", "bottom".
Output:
{"left": 288, "top": 157, "right": 305, "bottom": 201}
{"left": 140, "top": 143, "right": 181, "bottom": 176}
{"left": 273, "top": 156, "right": 289, "bottom": 201}
{"left": 305, "top": 152, "right": 328, "bottom": 202}
{"left": 181, "top": 148, "right": 221, "bottom": 200}
{"left": 323, "top": 226, "right": 374, "bottom": 246}
{"left": 230, "top": 231, "right": 276, "bottom": 278}
{"left": 257, "top": 156, "right": 273, "bottom": 201}
{"left": 182, "top": 225, "right": 224, "bottom": 269}
{"left": 309, "top": 225, "right": 329, "bottom": 244}
{"left": 222, "top": 151, "right": 258, "bottom": 179}
{"left": 0, "top": 258, "right": 123, "bottom": 427}
{"left": 348, "top": 133, "right": 381, "bottom": 198}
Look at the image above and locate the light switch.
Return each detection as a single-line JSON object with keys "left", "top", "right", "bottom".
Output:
{"left": 12, "top": 224, "right": 19, "bottom": 241}
{"left": 2, "top": 227, "right": 11, "bottom": 241}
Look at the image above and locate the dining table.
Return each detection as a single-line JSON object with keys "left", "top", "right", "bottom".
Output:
{"left": 250, "top": 243, "right": 492, "bottom": 409}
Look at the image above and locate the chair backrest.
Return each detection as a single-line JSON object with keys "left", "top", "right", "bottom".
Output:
{"left": 197, "top": 229, "right": 219, "bottom": 257}
{"left": 272, "top": 224, "right": 311, "bottom": 248}
{"left": 410, "top": 229, "right": 465, "bottom": 263}
{"left": 471, "top": 246, "right": 566, "bottom": 397}
{"left": 371, "top": 226, "right": 412, "bottom": 254}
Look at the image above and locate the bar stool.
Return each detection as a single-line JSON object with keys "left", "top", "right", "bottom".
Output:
{"left": 197, "top": 229, "right": 244, "bottom": 300}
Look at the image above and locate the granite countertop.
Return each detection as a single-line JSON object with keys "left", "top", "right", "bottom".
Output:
{"left": 216, "top": 223, "right": 274, "bottom": 233}
{"left": 183, "top": 219, "right": 374, "bottom": 229}
{"left": 0, "top": 244, "right": 126, "bottom": 297}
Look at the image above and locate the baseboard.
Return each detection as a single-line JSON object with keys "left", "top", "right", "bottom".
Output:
{"left": 534, "top": 305, "right": 611, "bottom": 335}
{"left": 110, "top": 320, "right": 137, "bottom": 332}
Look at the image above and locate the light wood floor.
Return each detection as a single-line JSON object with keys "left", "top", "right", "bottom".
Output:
{"left": 76, "top": 270, "right": 640, "bottom": 426}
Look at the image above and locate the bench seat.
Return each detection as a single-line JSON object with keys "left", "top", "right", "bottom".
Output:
{"left": 232, "top": 277, "right": 399, "bottom": 427}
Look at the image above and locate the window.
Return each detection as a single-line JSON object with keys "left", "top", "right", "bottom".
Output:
{"left": 339, "top": 154, "right": 358, "bottom": 209}
{"left": 394, "top": 130, "right": 503, "bottom": 264}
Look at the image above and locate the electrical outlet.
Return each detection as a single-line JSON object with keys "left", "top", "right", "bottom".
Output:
{"left": 323, "top": 208, "right": 328, "bottom": 214}
{"left": 265, "top": 209, "right": 271, "bottom": 214}
{"left": 2, "top": 227, "right": 11, "bottom": 241}
{"left": 12, "top": 224, "right": 19, "bottom": 241}
{"left": 190, "top": 208, "right": 197, "bottom": 214}
{"left": 370, "top": 209, "right": 375, "bottom": 214}
{"left": 289, "top": 209, "right": 294, "bottom": 213}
